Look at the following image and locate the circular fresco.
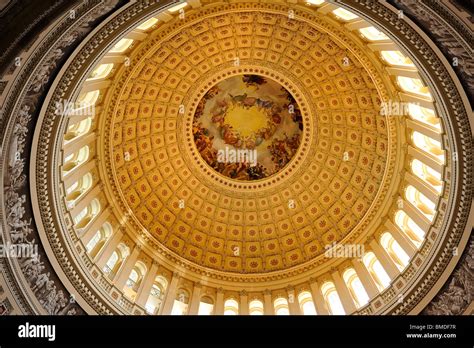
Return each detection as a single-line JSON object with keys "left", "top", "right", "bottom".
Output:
{"left": 192, "top": 74, "right": 304, "bottom": 181}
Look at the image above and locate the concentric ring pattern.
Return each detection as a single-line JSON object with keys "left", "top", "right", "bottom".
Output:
{"left": 107, "top": 7, "right": 393, "bottom": 273}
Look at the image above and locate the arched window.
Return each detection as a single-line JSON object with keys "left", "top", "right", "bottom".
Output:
{"left": 405, "top": 185, "right": 436, "bottom": 221}
{"left": 306, "top": 0, "right": 325, "bottom": 5}
{"left": 123, "top": 262, "right": 147, "bottom": 301}
{"left": 224, "top": 298, "right": 239, "bottom": 315}
{"left": 103, "top": 243, "right": 129, "bottom": 278}
{"left": 273, "top": 297, "right": 290, "bottom": 315}
{"left": 77, "top": 90, "right": 100, "bottom": 105}
{"left": 155, "top": 276, "right": 168, "bottom": 292}
{"left": 109, "top": 38, "right": 133, "bottom": 53}
{"left": 332, "top": 8, "right": 358, "bottom": 21}
{"left": 73, "top": 198, "right": 100, "bottom": 229}
{"left": 144, "top": 276, "right": 167, "bottom": 315}
{"left": 412, "top": 131, "right": 444, "bottom": 163}
{"left": 407, "top": 104, "right": 440, "bottom": 130}
{"left": 150, "top": 284, "right": 162, "bottom": 298}
{"left": 127, "top": 270, "right": 140, "bottom": 287}
{"left": 360, "top": 27, "right": 389, "bottom": 41}
{"left": 63, "top": 145, "right": 90, "bottom": 173}
{"left": 363, "top": 252, "right": 391, "bottom": 291}
{"left": 168, "top": 2, "right": 187, "bottom": 13}
{"left": 411, "top": 159, "right": 442, "bottom": 193}
{"left": 66, "top": 173, "right": 93, "bottom": 203}
{"left": 136, "top": 17, "right": 158, "bottom": 31}
{"left": 380, "top": 232, "right": 410, "bottom": 271}
{"left": 85, "top": 222, "right": 112, "bottom": 257}
{"left": 380, "top": 51, "right": 414, "bottom": 67}
{"left": 66, "top": 181, "right": 79, "bottom": 196}
{"left": 298, "top": 291, "right": 317, "bottom": 315}
{"left": 104, "top": 251, "right": 118, "bottom": 275}
{"left": 397, "top": 77, "right": 432, "bottom": 99}
{"left": 171, "top": 289, "right": 190, "bottom": 315}
{"left": 395, "top": 210, "right": 425, "bottom": 247}
{"left": 198, "top": 296, "right": 214, "bottom": 315}
{"left": 87, "top": 63, "right": 114, "bottom": 81}
{"left": 342, "top": 269, "right": 369, "bottom": 308}
{"left": 65, "top": 117, "right": 92, "bottom": 142}
{"left": 321, "top": 282, "right": 345, "bottom": 315}
{"left": 86, "top": 231, "right": 101, "bottom": 254}
{"left": 249, "top": 299, "right": 264, "bottom": 315}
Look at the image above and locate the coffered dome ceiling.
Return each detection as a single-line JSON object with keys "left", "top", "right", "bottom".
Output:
{"left": 105, "top": 4, "right": 395, "bottom": 274}
{"left": 1, "top": 0, "right": 472, "bottom": 316}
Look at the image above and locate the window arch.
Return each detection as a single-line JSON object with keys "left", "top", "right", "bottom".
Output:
{"left": 63, "top": 145, "right": 90, "bottom": 173}
{"left": 249, "top": 299, "right": 264, "bottom": 315}
{"left": 109, "top": 38, "right": 133, "bottom": 53}
{"left": 332, "top": 8, "right": 359, "bottom": 21}
{"left": 66, "top": 173, "right": 93, "bottom": 203}
{"left": 85, "top": 222, "right": 112, "bottom": 257}
{"left": 155, "top": 276, "right": 168, "bottom": 292}
{"left": 168, "top": 2, "right": 188, "bottom": 13}
{"left": 381, "top": 232, "right": 410, "bottom": 271}
{"left": 77, "top": 90, "right": 100, "bottom": 105}
{"left": 144, "top": 276, "right": 167, "bottom": 315}
{"left": 171, "top": 289, "right": 190, "bottom": 315}
{"left": 103, "top": 243, "right": 129, "bottom": 278}
{"left": 73, "top": 198, "right": 100, "bottom": 229}
{"left": 380, "top": 51, "right": 414, "bottom": 67}
{"left": 321, "top": 282, "right": 345, "bottom": 315}
{"left": 123, "top": 261, "right": 147, "bottom": 301}
{"left": 411, "top": 159, "right": 442, "bottom": 193}
{"left": 407, "top": 104, "right": 441, "bottom": 130}
{"left": 198, "top": 296, "right": 214, "bottom": 315}
{"left": 360, "top": 27, "right": 389, "bottom": 41}
{"left": 104, "top": 251, "right": 119, "bottom": 276}
{"left": 136, "top": 17, "right": 158, "bottom": 31}
{"left": 395, "top": 210, "right": 425, "bottom": 247}
{"left": 298, "top": 291, "right": 317, "bottom": 315}
{"left": 397, "top": 77, "right": 432, "bottom": 99}
{"left": 405, "top": 185, "right": 436, "bottom": 221}
{"left": 342, "top": 269, "right": 369, "bottom": 308}
{"left": 87, "top": 63, "right": 114, "bottom": 81}
{"left": 65, "top": 117, "right": 92, "bottom": 141}
{"left": 412, "top": 131, "right": 444, "bottom": 163}
{"left": 363, "top": 252, "right": 391, "bottom": 291}
{"left": 273, "top": 297, "right": 290, "bottom": 315}
{"left": 224, "top": 298, "right": 239, "bottom": 315}
{"left": 306, "top": 0, "right": 325, "bottom": 5}
{"left": 127, "top": 269, "right": 139, "bottom": 287}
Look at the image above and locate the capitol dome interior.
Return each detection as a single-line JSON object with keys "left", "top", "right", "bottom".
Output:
{"left": 0, "top": 0, "right": 472, "bottom": 319}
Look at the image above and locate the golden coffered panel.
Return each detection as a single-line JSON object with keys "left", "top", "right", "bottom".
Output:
{"left": 105, "top": 5, "right": 395, "bottom": 274}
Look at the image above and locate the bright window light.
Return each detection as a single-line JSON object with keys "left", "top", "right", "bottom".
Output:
{"left": 332, "top": 8, "right": 359, "bottom": 21}
{"left": 381, "top": 51, "right": 414, "bottom": 67}
{"left": 306, "top": 0, "right": 325, "bottom": 5}
{"left": 408, "top": 103, "right": 441, "bottom": 130}
{"left": 397, "top": 77, "right": 432, "bottom": 99}
{"left": 136, "top": 17, "right": 158, "bottom": 31}
{"left": 168, "top": 2, "right": 187, "bottom": 13}
{"left": 109, "top": 38, "right": 133, "bottom": 53}
{"left": 359, "top": 27, "right": 389, "bottom": 41}
{"left": 87, "top": 63, "right": 114, "bottom": 81}
{"left": 197, "top": 300, "right": 214, "bottom": 315}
